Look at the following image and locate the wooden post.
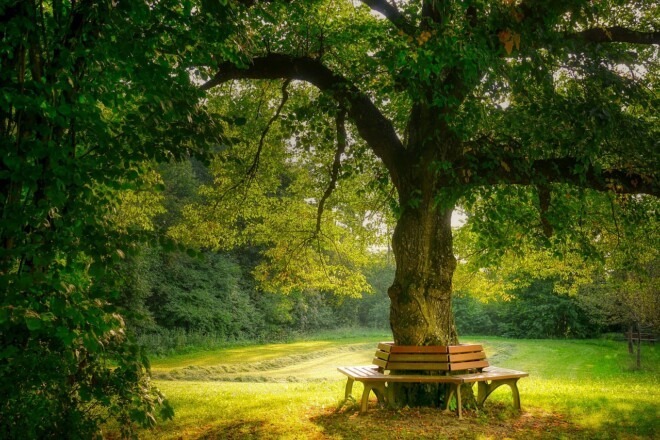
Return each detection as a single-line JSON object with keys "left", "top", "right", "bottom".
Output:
{"left": 635, "top": 322, "right": 641, "bottom": 369}
{"left": 627, "top": 325, "right": 634, "bottom": 354}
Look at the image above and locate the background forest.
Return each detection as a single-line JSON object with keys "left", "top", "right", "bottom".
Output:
{"left": 117, "top": 158, "right": 648, "bottom": 356}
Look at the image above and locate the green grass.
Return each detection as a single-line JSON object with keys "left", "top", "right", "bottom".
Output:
{"left": 123, "top": 334, "right": 659, "bottom": 439}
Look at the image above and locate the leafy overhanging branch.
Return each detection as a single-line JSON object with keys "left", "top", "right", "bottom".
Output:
{"left": 513, "top": 1, "right": 660, "bottom": 49}
{"left": 207, "top": 79, "right": 291, "bottom": 207}
{"left": 202, "top": 53, "right": 407, "bottom": 189}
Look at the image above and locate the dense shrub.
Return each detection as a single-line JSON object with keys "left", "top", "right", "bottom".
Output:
{"left": 454, "top": 279, "right": 602, "bottom": 338}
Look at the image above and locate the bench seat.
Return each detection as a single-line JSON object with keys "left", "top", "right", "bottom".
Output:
{"left": 338, "top": 343, "right": 528, "bottom": 418}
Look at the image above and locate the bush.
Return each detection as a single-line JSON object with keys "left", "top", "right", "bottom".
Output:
{"left": 454, "top": 279, "right": 602, "bottom": 338}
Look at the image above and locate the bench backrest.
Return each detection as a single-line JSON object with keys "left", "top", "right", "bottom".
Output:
{"left": 373, "top": 342, "right": 488, "bottom": 373}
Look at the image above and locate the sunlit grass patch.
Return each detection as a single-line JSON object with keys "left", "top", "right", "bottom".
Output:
{"left": 142, "top": 381, "right": 344, "bottom": 439}
{"left": 133, "top": 334, "right": 659, "bottom": 439}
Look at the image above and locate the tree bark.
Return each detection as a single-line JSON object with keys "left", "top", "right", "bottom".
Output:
{"left": 389, "top": 203, "right": 457, "bottom": 346}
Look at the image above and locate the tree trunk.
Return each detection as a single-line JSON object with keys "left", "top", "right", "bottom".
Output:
{"left": 389, "top": 204, "right": 457, "bottom": 346}
{"left": 635, "top": 322, "right": 641, "bottom": 369}
{"left": 386, "top": 182, "right": 461, "bottom": 407}
{"left": 627, "top": 325, "right": 634, "bottom": 354}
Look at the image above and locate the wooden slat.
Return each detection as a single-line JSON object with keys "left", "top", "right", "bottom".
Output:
{"left": 390, "top": 345, "right": 449, "bottom": 354}
{"left": 448, "top": 360, "right": 489, "bottom": 371}
{"left": 389, "top": 353, "right": 449, "bottom": 362}
{"left": 372, "top": 357, "right": 388, "bottom": 369}
{"left": 381, "top": 374, "right": 463, "bottom": 384}
{"left": 337, "top": 366, "right": 381, "bottom": 379}
{"left": 447, "top": 344, "right": 483, "bottom": 354}
{"left": 355, "top": 367, "right": 381, "bottom": 378}
{"left": 453, "top": 366, "right": 529, "bottom": 383}
{"left": 386, "top": 361, "right": 449, "bottom": 371}
{"left": 374, "top": 350, "right": 390, "bottom": 361}
{"left": 448, "top": 351, "right": 486, "bottom": 362}
{"left": 377, "top": 342, "right": 393, "bottom": 352}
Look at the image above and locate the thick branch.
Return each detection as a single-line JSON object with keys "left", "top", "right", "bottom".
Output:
{"left": 202, "top": 53, "right": 406, "bottom": 189}
{"left": 458, "top": 156, "right": 658, "bottom": 196}
{"left": 569, "top": 26, "right": 660, "bottom": 45}
{"left": 531, "top": 159, "right": 657, "bottom": 196}
{"left": 359, "top": 0, "right": 417, "bottom": 36}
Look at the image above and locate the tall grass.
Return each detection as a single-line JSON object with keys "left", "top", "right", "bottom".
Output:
{"left": 137, "top": 327, "right": 391, "bottom": 358}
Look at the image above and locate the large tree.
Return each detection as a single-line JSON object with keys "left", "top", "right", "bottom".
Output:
{"left": 200, "top": 1, "right": 658, "bottom": 337}
{"left": 197, "top": 0, "right": 658, "bottom": 404}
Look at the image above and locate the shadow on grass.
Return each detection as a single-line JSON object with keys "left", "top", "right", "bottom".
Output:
{"left": 311, "top": 404, "right": 604, "bottom": 440}
{"left": 196, "top": 420, "right": 269, "bottom": 439}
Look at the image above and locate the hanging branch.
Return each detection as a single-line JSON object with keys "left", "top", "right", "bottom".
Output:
{"left": 246, "top": 78, "right": 291, "bottom": 182}
{"left": 201, "top": 53, "right": 406, "bottom": 190}
{"left": 315, "top": 108, "right": 347, "bottom": 236}
{"left": 568, "top": 26, "right": 660, "bottom": 45}
{"left": 211, "top": 79, "right": 291, "bottom": 208}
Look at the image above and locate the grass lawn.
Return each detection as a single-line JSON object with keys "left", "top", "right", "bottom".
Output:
{"left": 125, "top": 332, "right": 659, "bottom": 439}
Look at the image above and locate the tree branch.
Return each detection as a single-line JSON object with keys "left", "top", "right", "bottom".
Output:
{"left": 421, "top": 0, "right": 444, "bottom": 25}
{"left": 315, "top": 109, "right": 347, "bottom": 236}
{"left": 210, "top": 79, "right": 290, "bottom": 208}
{"left": 248, "top": 79, "right": 291, "bottom": 179}
{"left": 537, "top": 184, "right": 554, "bottom": 238}
{"left": 359, "top": 0, "right": 417, "bottom": 36}
{"left": 458, "top": 155, "right": 658, "bottom": 196}
{"left": 233, "top": 0, "right": 288, "bottom": 7}
{"left": 569, "top": 26, "right": 660, "bottom": 45}
{"left": 202, "top": 53, "right": 407, "bottom": 189}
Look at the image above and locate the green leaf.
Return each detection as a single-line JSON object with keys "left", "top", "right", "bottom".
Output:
{"left": 25, "top": 314, "right": 43, "bottom": 331}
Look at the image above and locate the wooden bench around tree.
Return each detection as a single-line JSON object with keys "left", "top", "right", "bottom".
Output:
{"left": 337, "top": 343, "right": 528, "bottom": 418}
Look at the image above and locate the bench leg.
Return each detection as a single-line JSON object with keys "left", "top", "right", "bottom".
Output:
{"left": 510, "top": 379, "right": 521, "bottom": 410}
{"left": 360, "top": 384, "right": 371, "bottom": 413}
{"left": 372, "top": 385, "right": 386, "bottom": 405}
{"left": 359, "top": 382, "right": 387, "bottom": 413}
{"left": 477, "top": 379, "right": 521, "bottom": 410}
{"left": 344, "top": 378, "right": 355, "bottom": 402}
{"left": 444, "top": 383, "right": 463, "bottom": 419}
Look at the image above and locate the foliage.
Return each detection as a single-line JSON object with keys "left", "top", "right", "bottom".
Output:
{"left": 0, "top": 0, "right": 230, "bottom": 436}
{"left": 146, "top": 251, "right": 259, "bottom": 336}
{"left": 454, "top": 280, "right": 601, "bottom": 339}
{"left": 454, "top": 189, "right": 659, "bottom": 338}
{"left": 130, "top": 248, "right": 394, "bottom": 352}
{"left": 168, "top": 81, "right": 392, "bottom": 298}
